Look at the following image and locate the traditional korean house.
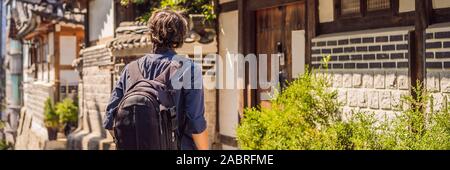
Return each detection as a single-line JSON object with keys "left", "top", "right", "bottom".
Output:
{"left": 4, "top": 0, "right": 86, "bottom": 149}
{"left": 68, "top": 0, "right": 219, "bottom": 150}
{"left": 215, "top": 0, "right": 450, "bottom": 149}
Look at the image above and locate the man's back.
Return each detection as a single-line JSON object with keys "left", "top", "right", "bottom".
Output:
{"left": 104, "top": 50, "right": 207, "bottom": 150}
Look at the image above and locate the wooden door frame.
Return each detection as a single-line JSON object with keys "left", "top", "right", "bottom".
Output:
{"left": 238, "top": 0, "right": 318, "bottom": 108}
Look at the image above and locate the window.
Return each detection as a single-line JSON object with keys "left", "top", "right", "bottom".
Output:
{"left": 341, "top": 0, "right": 360, "bottom": 15}
{"left": 367, "top": 0, "right": 391, "bottom": 12}
{"left": 336, "top": 0, "right": 396, "bottom": 18}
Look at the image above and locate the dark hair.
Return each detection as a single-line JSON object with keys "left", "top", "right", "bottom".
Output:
{"left": 148, "top": 9, "right": 188, "bottom": 53}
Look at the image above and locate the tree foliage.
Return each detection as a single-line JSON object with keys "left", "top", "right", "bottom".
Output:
{"left": 120, "top": 0, "right": 216, "bottom": 22}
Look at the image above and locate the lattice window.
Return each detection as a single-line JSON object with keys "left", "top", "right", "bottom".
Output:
{"left": 367, "top": 0, "right": 391, "bottom": 12}
{"left": 341, "top": 0, "right": 361, "bottom": 15}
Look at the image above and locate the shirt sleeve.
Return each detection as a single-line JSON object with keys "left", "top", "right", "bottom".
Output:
{"left": 183, "top": 63, "right": 207, "bottom": 134}
{"left": 103, "top": 66, "right": 128, "bottom": 130}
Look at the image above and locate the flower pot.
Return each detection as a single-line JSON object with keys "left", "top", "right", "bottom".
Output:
{"left": 47, "top": 127, "right": 58, "bottom": 141}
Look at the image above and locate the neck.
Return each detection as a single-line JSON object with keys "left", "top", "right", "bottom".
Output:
{"left": 152, "top": 46, "right": 173, "bottom": 54}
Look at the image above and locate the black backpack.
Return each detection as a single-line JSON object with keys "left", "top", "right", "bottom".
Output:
{"left": 113, "top": 59, "right": 180, "bottom": 150}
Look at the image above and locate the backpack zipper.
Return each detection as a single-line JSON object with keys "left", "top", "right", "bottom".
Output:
{"left": 134, "top": 106, "right": 140, "bottom": 150}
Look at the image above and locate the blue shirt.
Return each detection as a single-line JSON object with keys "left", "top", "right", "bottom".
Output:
{"left": 103, "top": 50, "right": 207, "bottom": 150}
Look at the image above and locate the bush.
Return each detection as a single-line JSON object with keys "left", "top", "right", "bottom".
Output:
{"left": 0, "top": 120, "right": 12, "bottom": 150}
{"left": 237, "top": 56, "right": 343, "bottom": 150}
{"left": 0, "top": 140, "right": 12, "bottom": 150}
{"left": 0, "top": 120, "right": 4, "bottom": 129}
{"left": 380, "top": 83, "right": 450, "bottom": 150}
{"left": 44, "top": 98, "right": 59, "bottom": 129}
{"left": 55, "top": 98, "right": 78, "bottom": 125}
{"left": 237, "top": 57, "right": 450, "bottom": 150}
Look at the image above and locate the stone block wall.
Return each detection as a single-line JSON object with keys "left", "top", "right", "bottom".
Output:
{"left": 204, "top": 84, "right": 218, "bottom": 149}
{"left": 311, "top": 27, "right": 413, "bottom": 117}
{"left": 68, "top": 45, "right": 114, "bottom": 150}
{"left": 15, "top": 82, "right": 54, "bottom": 149}
{"left": 426, "top": 23, "right": 450, "bottom": 112}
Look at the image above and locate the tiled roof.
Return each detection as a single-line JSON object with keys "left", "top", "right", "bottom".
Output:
{"left": 106, "top": 22, "right": 152, "bottom": 51}
{"left": 11, "top": 0, "right": 85, "bottom": 38}
{"left": 106, "top": 17, "right": 217, "bottom": 53}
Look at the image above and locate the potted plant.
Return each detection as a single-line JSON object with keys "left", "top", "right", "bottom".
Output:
{"left": 55, "top": 98, "right": 78, "bottom": 137}
{"left": 0, "top": 120, "right": 9, "bottom": 150}
{"left": 44, "top": 98, "right": 59, "bottom": 141}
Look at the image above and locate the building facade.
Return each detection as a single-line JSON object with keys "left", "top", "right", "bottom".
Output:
{"left": 3, "top": 0, "right": 86, "bottom": 149}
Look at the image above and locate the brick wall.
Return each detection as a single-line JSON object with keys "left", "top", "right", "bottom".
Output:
{"left": 311, "top": 27, "right": 413, "bottom": 117}
{"left": 426, "top": 23, "right": 450, "bottom": 112}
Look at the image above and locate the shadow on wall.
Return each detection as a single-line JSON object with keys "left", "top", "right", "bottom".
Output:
{"left": 68, "top": 98, "right": 110, "bottom": 150}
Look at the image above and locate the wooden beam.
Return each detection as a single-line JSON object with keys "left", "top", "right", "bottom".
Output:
{"left": 60, "top": 65, "right": 74, "bottom": 70}
{"left": 306, "top": 0, "right": 318, "bottom": 68}
{"left": 238, "top": 0, "right": 246, "bottom": 120}
{"left": 219, "top": 134, "right": 238, "bottom": 147}
{"left": 408, "top": 31, "right": 418, "bottom": 88}
{"left": 333, "top": 0, "right": 341, "bottom": 20}
{"left": 247, "top": 0, "right": 303, "bottom": 11}
{"left": 411, "top": 0, "right": 431, "bottom": 88}
{"left": 391, "top": 0, "right": 400, "bottom": 15}
{"left": 54, "top": 25, "right": 61, "bottom": 101}
{"left": 432, "top": 7, "right": 450, "bottom": 24}
{"left": 238, "top": 0, "right": 257, "bottom": 109}
{"left": 319, "top": 11, "right": 415, "bottom": 34}
{"left": 214, "top": 0, "right": 221, "bottom": 143}
{"left": 219, "top": 0, "right": 238, "bottom": 13}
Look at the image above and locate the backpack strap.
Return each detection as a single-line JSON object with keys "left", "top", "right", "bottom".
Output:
{"left": 154, "top": 61, "right": 180, "bottom": 86}
{"left": 127, "top": 60, "right": 144, "bottom": 88}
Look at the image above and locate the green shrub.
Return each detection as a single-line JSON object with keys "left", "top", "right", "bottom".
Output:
{"left": 237, "top": 56, "right": 450, "bottom": 150}
{"left": 0, "top": 120, "right": 5, "bottom": 130}
{"left": 0, "top": 120, "right": 12, "bottom": 150}
{"left": 0, "top": 140, "right": 12, "bottom": 150}
{"left": 44, "top": 98, "right": 59, "bottom": 129}
{"left": 55, "top": 98, "right": 78, "bottom": 125}
{"left": 237, "top": 56, "right": 344, "bottom": 150}
{"left": 120, "top": 0, "right": 216, "bottom": 22}
{"left": 379, "top": 83, "right": 450, "bottom": 150}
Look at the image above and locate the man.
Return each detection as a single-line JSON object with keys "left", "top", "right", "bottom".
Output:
{"left": 103, "top": 9, "right": 209, "bottom": 150}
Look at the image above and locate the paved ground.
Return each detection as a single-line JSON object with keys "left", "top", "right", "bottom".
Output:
{"left": 44, "top": 139, "right": 67, "bottom": 150}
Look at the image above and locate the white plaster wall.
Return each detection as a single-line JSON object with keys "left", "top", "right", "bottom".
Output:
{"left": 319, "top": 0, "right": 334, "bottom": 23}
{"left": 292, "top": 30, "right": 306, "bottom": 78}
{"left": 89, "top": 0, "right": 114, "bottom": 42}
{"left": 60, "top": 70, "right": 79, "bottom": 86}
{"left": 433, "top": 0, "right": 450, "bottom": 9}
{"left": 60, "top": 36, "right": 77, "bottom": 65}
{"left": 218, "top": 11, "right": 239, "bottom": 146}
{"left": 399, "top": 0, "right": 415, "bottom": 13}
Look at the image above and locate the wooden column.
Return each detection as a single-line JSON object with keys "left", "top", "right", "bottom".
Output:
{"left": 306, "top": 0, "right": 318, "bottom": 68}
{"left": 54, "top": 25, "right": 61, "bottom": 101}
{"left": 411, "top": 0, "right": 432, "bottom": 88}
{"left": 238, "top": 0, "right": 257, "bottom": 111}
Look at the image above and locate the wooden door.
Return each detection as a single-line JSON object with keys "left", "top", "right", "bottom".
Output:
{"left": 256, "top": 2, "right": 305, "bottom": 107}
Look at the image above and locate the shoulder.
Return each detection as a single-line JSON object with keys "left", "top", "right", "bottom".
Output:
{"left": 171, "top": 55, "right": 201, "bottom": 69}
